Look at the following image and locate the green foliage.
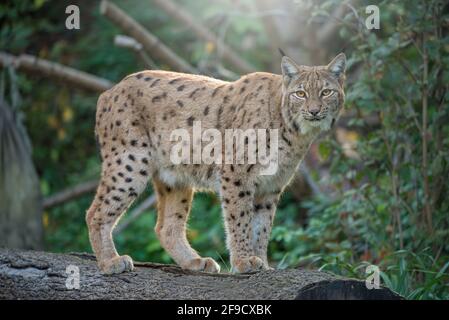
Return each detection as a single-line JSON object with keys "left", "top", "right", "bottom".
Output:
{"left": 2, "top": 0, "right": 448, "bottom": 300}
{"left": 271, "top": 0, "right": 449, "bottom": 299}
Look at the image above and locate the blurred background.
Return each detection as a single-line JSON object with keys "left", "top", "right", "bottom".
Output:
{"left": 0, "top": 0, "right": 448, "bottom": 299}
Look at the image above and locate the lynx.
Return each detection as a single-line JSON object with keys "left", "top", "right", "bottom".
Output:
{"left": 86, "top": 53, "right": 346, "bottom": 274}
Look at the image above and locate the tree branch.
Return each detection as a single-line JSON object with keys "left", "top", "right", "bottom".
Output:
{"left": 114, "top": 35, "right": 157, "bottom": 69}
{"left": 100, "top": 0, "right": 197, "bottom": 74}
{"left": 151, "top": 0, "right": 255, "bottom": 74}
{"left": 43, "top": 180, "right": 98, "bottom": 210}
{"left": 0, "top": 52, "right": 113, "bottom": 93}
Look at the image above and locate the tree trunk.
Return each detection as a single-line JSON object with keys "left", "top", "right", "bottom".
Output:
{"left": 0, "top": 249, "right": 403, "bottom": 300}
{"left": 0, "top": 102, "right": 44, "bottom": 250}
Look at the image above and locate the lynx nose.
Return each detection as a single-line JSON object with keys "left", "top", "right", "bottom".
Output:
{"left": 308, "top": 105, "right": 321, "bottom": 116}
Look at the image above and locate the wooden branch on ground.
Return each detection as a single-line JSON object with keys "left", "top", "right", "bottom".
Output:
{"left": 43, "top": 180, "right": 98, "bottom": 210}
{"left": 0, "top": 249, "right": 403, "bottom": 300}
{"left": 0, "top": 52, "right": 113, "bottom": 93}
{"left": 151, "top": 0, "right": 255, "bottom": 74}
{"left": 100, "top": 0, "right": 197, "bottom": 74}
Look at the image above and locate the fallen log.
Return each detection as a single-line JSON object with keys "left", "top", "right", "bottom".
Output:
{"left": 0, "top": 249, "right": 402, "bottom": 300}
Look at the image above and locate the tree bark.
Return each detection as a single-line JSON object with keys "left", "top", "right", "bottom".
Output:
{"left": 0, "top": 249, "right": 402, "bottom": 300}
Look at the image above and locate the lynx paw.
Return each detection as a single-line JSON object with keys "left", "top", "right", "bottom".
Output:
{"left": 183, "top": 257, "right": 221, "bottom": 273}
{"left": 99, "top": 255, "right": 134, "bottom": 275}
{"left": 232, "top": 256, "right": 267, "bottom": 273}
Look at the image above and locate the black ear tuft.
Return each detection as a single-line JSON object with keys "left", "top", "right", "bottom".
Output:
{"left": 278, "top": 48, "right": 287, "bottom": 57}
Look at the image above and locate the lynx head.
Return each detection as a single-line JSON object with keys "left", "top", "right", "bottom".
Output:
{"left": 280, "top": 53, "right": 346, "bottom": 134}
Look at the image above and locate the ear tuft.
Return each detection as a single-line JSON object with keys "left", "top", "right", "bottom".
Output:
{"left": 278, "top": 48, "right": 287, "bottom": 57}
{"left": 327, "top": 53, "right": 346, "bottom": 78}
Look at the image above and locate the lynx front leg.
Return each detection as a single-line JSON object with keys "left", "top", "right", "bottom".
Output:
{"left": 221, "top": 174, "right": 268, "bottom": 273}
{"left": 252, "top": 192, "right": 281, "bottom": 268}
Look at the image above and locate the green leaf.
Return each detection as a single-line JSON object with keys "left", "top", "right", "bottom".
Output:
{"left": 318, "top": 141, "right": 332, "bottom": 161}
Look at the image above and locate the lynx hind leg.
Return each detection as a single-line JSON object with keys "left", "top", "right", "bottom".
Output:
{"left": 153, "top": 178, "right": 220, "bottom": 273}
{"left": 86, "top": 141, "right": 152, "bottom": 274}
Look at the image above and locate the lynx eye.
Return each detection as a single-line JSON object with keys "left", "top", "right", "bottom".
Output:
{"left": 295, "top": 90, "right": 306, "bottom": 98}
{"left": 321, "top": 89, "right": 332, "bottom": 96}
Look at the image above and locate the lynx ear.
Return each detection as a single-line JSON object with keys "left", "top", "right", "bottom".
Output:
{"left": 327, "top": 53, "right": 346, "bottom": 79}
{"left": 281, "top": 56, "right": 301, "bottom": 85}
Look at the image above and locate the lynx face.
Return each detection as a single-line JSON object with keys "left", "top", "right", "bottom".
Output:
{"left": 281, "top": 53, "right": 346, "bottom": 134}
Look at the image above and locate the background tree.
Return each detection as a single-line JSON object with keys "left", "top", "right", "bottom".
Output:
{"left": 0, "top": 68, "right": 43, "bottom": 249}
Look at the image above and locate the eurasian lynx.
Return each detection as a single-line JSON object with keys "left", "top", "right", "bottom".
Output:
{"left": 86, "top": 53, "right": 346, "bottom": 274}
